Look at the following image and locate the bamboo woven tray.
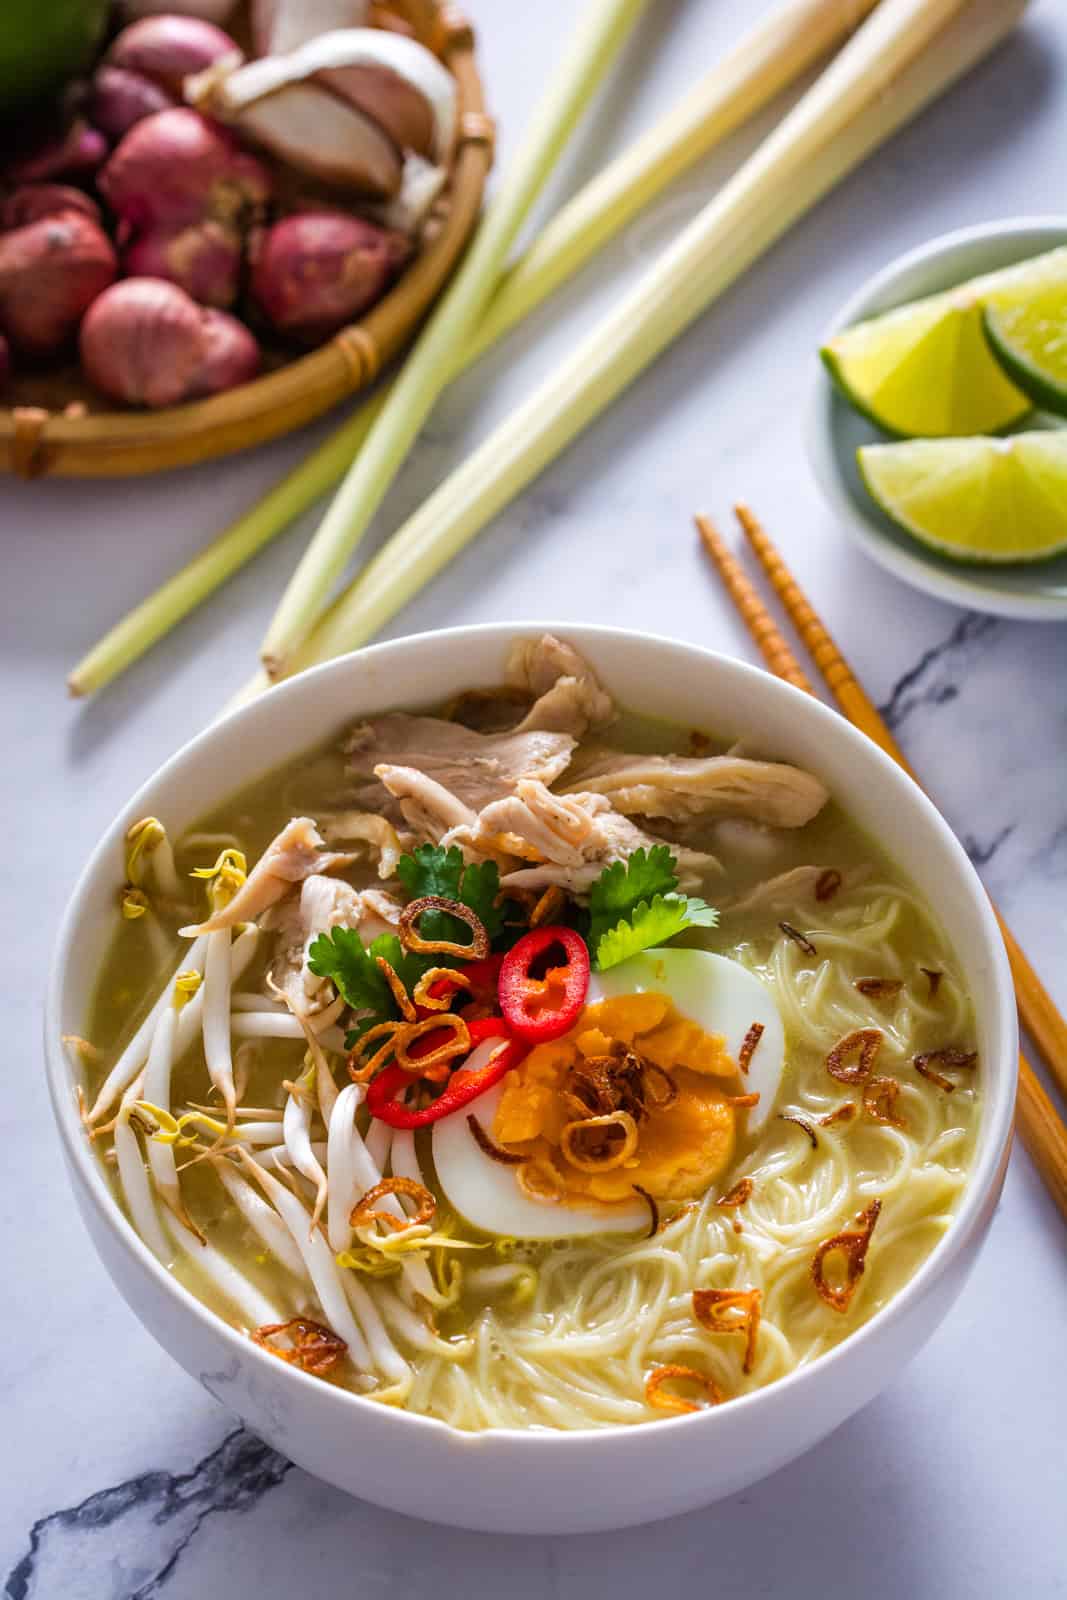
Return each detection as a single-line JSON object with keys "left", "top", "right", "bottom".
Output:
{"left": 0, "top": 2, "right": 491, "bottom": 478}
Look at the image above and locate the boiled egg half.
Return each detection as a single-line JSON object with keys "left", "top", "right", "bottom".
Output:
{"left": 432, "top": 948, "right": 785, "bottom": 1240}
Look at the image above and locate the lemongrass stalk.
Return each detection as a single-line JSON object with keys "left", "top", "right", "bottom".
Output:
{"left": 293, "top": 0, "right": 1025, "bottom": 673}
{"left": 258, "top": 0, "right": 649, "bottom": 678}
{"left": 69, "top": 0, "right": 874, "bottom": 698}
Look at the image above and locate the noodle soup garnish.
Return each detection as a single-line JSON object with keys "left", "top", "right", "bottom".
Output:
{"left": 76, "top": 635, "right": 981, "bottom": 1431}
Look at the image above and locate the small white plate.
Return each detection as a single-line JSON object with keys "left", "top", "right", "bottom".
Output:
{"left": 808, "top": 215, "right": 1067, "bottom": 620}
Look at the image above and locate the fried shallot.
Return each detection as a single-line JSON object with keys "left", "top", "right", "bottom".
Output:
{"left": 779, "top": 1113, "right": 818, "bottom": 1148}
{"left": 737, "top": 1022, "right": 764, "bottom": 1075}
{"left": 914, "top": 1048, "right": 978, "bottom": 1093}
{"left": 811, "top": 1199, "right": 882, "bottom": 1313}
{"left": 347, "top": 1019, "right": 405, "bottom": 1083}
{"left": 826, "top": 1028, "right": 882, "bottom": 1085}
{"left": 252, "top": 1317, "right": 347, "bottom": 1376}
{"left": 779, "top": 921, "right": 817, "bottom": 956}
{"left": 398, "top": 895, "right": 490, "bottom": 960}
{"left": 692, "top": 1287, "right": 762, "bottom": 1374}
{"left": 815, "top": 869, "right": 842, "bottom": 902}
{"left": 820, "top": 1102, "right": 857, "bottom": 1127}
{"left": 351, "top": 1175, "right": 436, "bottom": 1233}
{"left": 466, "top": 1115, "right": 523, "bottom": 1165}
{"left": 376, "top": 954, "right": 416, "bottom": 1021}
{"left": 863, "top": 1076, "right": 907, "bottom": 1128}
{"left": 561, "top": 1110, "right": 639, "bottom": 1173}
{"left": 854, "top": 978, "right": 903, "bottom": 1000}
{"left": 645, "top": 1363, "right": 724, "bottom": 1414}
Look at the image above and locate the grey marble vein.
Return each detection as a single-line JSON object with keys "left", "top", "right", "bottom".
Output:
{"left": 5, "top": 1431, "right": 290, "bottom": 1600}
{"left": 878, "top": 614, "right": 999, "bottom": 734}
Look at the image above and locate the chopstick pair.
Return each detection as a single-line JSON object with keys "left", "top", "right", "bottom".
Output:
{"left": 697, "top": 507, "right": 1067, "bottom": 1224}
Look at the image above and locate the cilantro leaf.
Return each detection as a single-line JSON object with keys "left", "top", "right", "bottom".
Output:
{"left": 396, "top": 843, "right": 503, "bottom": 949}
{"left": 588, "top": 846, "right": 679, "bottom": 949}
{"left": 308, "top": 929, "right": 426, "bottom": 1016}
{"left": 595, "top": 894, "right": 718, "bottom": 971}
{"left": 308, "top": 926, "right": 392, "bottom": 1014}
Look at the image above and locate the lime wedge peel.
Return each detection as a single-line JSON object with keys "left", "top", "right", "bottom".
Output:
{"left": 823, "top": 246, "right": 1067, "bottom": 440}
{"left": 858, "top": 431, "right": 1067, "bottom": 565}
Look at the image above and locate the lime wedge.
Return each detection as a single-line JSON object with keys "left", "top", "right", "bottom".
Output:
{"left": 820, "top": 250, "right": 1067, "bottom": 437}
{"left": 858, "top": 432, "right": 1067, "bottom": 563}
{"left": 983, "top": 250, "right": 1067, "bottom": 415}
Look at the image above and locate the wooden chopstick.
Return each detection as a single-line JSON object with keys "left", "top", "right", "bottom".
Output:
{"left": 695, "top": 512, "right": 1067, "bottom": 1222}
{"left": 734, "top": 501, "right": 1067, "bottom": 1109}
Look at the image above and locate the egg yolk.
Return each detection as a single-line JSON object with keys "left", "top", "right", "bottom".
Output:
{"left": 494, "top": 993, "right": 740, "bottom": 1205}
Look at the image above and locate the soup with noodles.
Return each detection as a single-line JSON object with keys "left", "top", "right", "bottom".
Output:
{"left": 74, "top": 635, "right": 980, "bottom": 1430}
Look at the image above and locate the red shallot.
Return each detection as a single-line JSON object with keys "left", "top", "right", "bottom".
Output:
{"left": 80, "top": 278, "right": 259, "bottom": 406}
{"left": 8, "top": 120, "right": 108, "bottom": 185}
{"left": 99, "top": 108, "right": 272, "bottom": 231}
{"left": 90, "top": 66, "right": 175, "bottom": 142}
{"left": 0, "top": 213, "right": 117, "bottom": 355}
{"left": 124, "top": 217, "right": 242, "bottom": 307}
{"left": 107, "top": 15, "right": 240, "bottom": 95}
{"left": 250, "top": 212, "right": 407, "bottom": 340}
{"left": 2, "top": 186, "right": 102, "bottom": 228}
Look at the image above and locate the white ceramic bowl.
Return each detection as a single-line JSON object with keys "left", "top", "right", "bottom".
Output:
{"left": 809, "top": 215, "right": 1067, "bottom": 620}
{"left": 45, "top": 624, "right": 1017, "bottom": 1535}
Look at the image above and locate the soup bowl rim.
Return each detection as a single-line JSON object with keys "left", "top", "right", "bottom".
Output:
{"left": 44, "top": 621, "right": 1017, "bottom": 1456}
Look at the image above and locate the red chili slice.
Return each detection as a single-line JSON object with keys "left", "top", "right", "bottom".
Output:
{"left": 498, "top": 926, "right": 590, "bottom": 1043}
{"left": 366, "top": 1032, "right": 529, "bottom": 1129}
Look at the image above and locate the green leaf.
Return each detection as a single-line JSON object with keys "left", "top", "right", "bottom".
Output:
{"left": 308, "top": 928, "right": 428, "bottom": 1019}
{"left": 395, "top": 843, "right": 502, "bottom": 949}
{"left": 588, "top": 846, "right": 678, "bottom": 949}
{"left": 595, "top": 894, "right": 719, "bottom": 971}
{"left": 308, "top": 926, "right": 393, "bottom": 1014}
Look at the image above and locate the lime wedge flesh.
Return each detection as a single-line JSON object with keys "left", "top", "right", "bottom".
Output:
{"left": 858, "top": 432, "right": 1067, "bottom": 563}
{"left": 822, "top": 247, "right": 1067, "bottom": 438}
{"left": 984, "top": 259, "right": 1067, "bottom": 416}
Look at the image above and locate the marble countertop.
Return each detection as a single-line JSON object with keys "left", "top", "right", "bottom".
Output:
{"left": 5, "top": 1, "right": 1067, "bottom": 1593}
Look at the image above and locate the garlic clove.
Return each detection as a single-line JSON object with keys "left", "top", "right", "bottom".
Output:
{"left": 365, "top": 151, "right": 445, "bottom": 235}
{"left": 315, "top": 62, "right": 434, "bottom": 160}
{"left": 190, "top": 28, "right": 455, "bottom": 163}
{"left": 191, "top": 76, "right": 403, "bottom": 197}
{"left": 253, "top": 0, "right": 371, "bottom": 58}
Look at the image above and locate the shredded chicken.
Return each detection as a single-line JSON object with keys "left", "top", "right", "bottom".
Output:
{"left": 485, "top": 782, "right": 718, "bottom": 896}
{"left": 725, "top": 866, "right": 828, "bottom": 913}
{"left": 449, "top": 781, "right": 611, "bottom": 867}
{"left": 317, "top": 810, "right": 410, "bottom": 879}
{"left": 563, "top": 750, "right": 828, "bottom": 828}
{"left": 346, "top": 714, "right": 576, "bottom": 813}
{"left": 375, "top": 764, "right": 477, "bottom": 842}
{"left": 265, "top": 875, "right": 403, "bottom": 1009}
{"left": 182, "top": 817, "right": 353, "bottom": 935}
{"left": 506, "top": 634, "right": 615, "bottom": 738}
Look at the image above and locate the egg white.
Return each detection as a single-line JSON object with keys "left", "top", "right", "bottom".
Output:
{"left": 431, "top": 949, "right": 786, "bottom": 1240}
